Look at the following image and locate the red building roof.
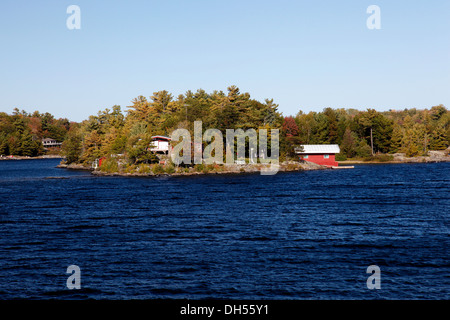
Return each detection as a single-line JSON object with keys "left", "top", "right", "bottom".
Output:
{"left": 151, "top": 136, "right": 171, "bottom": 141}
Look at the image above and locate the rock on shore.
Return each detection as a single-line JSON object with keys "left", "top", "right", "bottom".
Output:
{"left": 339, "top": 148, "right": 450, "bottom": 164}
{"left": 56, "top": 163, "right": 93, "bottom": 170}
{"left": 391, "top": 149, "right": 450, "bottom": 163}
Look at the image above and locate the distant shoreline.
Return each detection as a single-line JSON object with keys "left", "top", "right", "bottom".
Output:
{"left": 0, "top": 155, "right": 62, "bottom": 161}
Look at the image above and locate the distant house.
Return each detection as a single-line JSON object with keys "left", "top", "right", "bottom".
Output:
{"left": 42, "top": 138, "right": 62, "bottom": 148}
{"left": 295, "top": 144, "right": 340, "bottom": 167}
{"left": 149, "top": 136, "right": 171, "bottom": 154}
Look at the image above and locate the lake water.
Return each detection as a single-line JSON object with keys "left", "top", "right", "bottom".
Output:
{"left": 0, "top": 159, "right": 448, "bottom": 299}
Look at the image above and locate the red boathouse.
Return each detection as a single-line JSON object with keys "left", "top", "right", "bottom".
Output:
{"left": 295, "top": 144, "right": 340, "bottom": 167}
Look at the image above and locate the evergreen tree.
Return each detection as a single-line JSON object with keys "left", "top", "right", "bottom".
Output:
{"left": 0, "top": 134, "right": 8, "bottom": 155}
{"left": 20, "top": 130, "right": 36, "bottom": 156}
{"left": 355, "top": 139, "right": 372, "bottom": 157}
{"left": 323, "top": 108, "right": 339, "bottom": 144}
{"left": 389, "top": 125, "right": 403, "bottom": 153}
{"left": 7, "top": 135, "right": 21, "bottom": 155}
{"left": 340, "top": 127, "right": 357, "bottom": 158}
{"left": 62, "top": 131, "right": 82, "bottom": 164}
{"left": 80, "top": 130, "right": 102, "bottom": 164}
{"left": 430, "top": 126, "right": 447, "bottom": 150}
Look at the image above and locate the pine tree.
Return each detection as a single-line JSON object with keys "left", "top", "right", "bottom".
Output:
{"left": 323, "top": 108, "right": 339, "bottom": 144}
{"left": 341, "top": 127, "right": 357, "bottom": 158}
{"left": 401, "top": 125, "right": 423, "bottom": 157}
{"left": 430, "top": 126, "right": 447, "bottom": 150}
{"left": 355, "top": 138, "right": 372, "bottom": 157}
{"left": 80, "top": 130, "right": 102, "bottom": 164}
{"left": 389, "top": 125, "right": 403, "bottom": 153}
{"left": 62, "top": 131, "right": 82, "bottom": 164}
{"left": 20, "top": 130, "right": 36, "bottom": 156}
{"left": 0, "top": 134, "right": 8, "bottom": 155}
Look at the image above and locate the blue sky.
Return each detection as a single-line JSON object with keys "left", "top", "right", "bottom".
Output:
{"left": 0, "top": 0, "right": 449, "bottom": 122}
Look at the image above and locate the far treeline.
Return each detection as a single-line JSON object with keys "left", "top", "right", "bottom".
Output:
{"left": 1, "top": 86, "right": 449, "bottom": 165}
{"left": 0, "top": 108, "right": 72, "bottom": 157}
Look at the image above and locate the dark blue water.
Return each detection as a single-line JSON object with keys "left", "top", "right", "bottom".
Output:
{"left": 0, "top": 159, "right": 448, "bottom": 299}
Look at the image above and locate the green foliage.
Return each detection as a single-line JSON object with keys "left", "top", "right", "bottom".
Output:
{"left": 62, "top": 130, "right": 82, "bottom": 164}
{"left": 335, "top": 153, "right": 347, "bottom": 161}
{"left": 340, "top": 127, "right": 358, "bottom": 158}
{"left": 165, "top": 164, "right": 176, "bottom": 174}
{"left": 363, "top": 154, "right": 394, "bottom": 162}
{"left": 0, "top": 133, "right": 8, "bottom": 155}
{"left": 20, "top": 130, "right": 38, "bottom": 157}
{"left": 194, "top": 164, "right": 205, "bottom": 172}
{"left": 99, "top": 157, "right": 119, "bottom": 173}
{"left": 389, "top": 126, "right": 403, "bottom": 153}
{"left": 5, "top": 88, "right": 449, "bottom": 168}
{"left": 126, "top": 136, "right": 159, "bottom": 164}
{"left": 80, "top": 130, "right": 102, "bottom": 164}
{"left": 430, "top": 126, "right": 447, "bottom": 150}
{"left": 152, "top": 164, "right": 164, "bottom": 174}
{"left": 138, "top": 163, "right": 151, "bottom": 174}
{"left": 353, "top": 109, "right": 393, "bottom": 154}
{"left": 0, "top": 111, "right": 72, "bottom": 157}
{"left": 355, "top": 139, "right": 373, "bottom": 158}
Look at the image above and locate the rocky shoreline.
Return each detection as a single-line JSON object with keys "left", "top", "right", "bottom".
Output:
{"left": 0, "top": 155, "right": 62, "bottom": 160}
{"left": 57, "top": 160, "right": 328, "bottom": 177}
{"left": 55, "top": 149, "right": 450, "bottom": 178}
{"left": 52, "top": 148, "right": 450, "bottom": 177}
{"left": 56, "top": 163, "right": 93, "bottom": 170}
{"left": 339, "top": 149, "right": 450, "bottom": 165}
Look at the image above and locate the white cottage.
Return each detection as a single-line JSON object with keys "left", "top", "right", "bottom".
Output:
{"left": 149, "top": 136, "right": 171, "bottom": 154}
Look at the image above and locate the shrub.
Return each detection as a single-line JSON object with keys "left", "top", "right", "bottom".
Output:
{"left": 194, "top": 164, "right": 205, "bottom": 172}
{"left": 138, "top": 163, "right": 151, "bottom": 174}
{"left": 335, "top": 153, "right": 347, "bottom": 161}
{"left": 363, "top": 154, "right": 394, "bottom": 162}
{"left": 152, "top": 164, "right": 164, "bottom": 174}
{"left": 124, "top": 164, "right": 136, "bottom": 173}
{"left": 165, "top": 164, "right": 175, "bottom": 174}
{"left": 99, "top": 157, "right": 118, "bottom": 173}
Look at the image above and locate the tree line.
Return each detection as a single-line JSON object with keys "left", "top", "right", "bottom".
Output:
{"left": 1, "top": 86, "right": 449, "bottom": 164}
{"left": 61, "top": 86, "right": 282, "bottom": 165}
{"left": 289, "top": 104, "right": 449, "bottom": 159}
{"left": 0, "top": 108, "right": 72, "bottom": 157}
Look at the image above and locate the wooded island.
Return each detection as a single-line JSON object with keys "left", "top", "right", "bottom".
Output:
{"left": 1, "top": 86, "right": 449, "bottom": 174}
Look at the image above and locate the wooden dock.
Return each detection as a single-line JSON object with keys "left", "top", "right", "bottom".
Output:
{"left": 331, "top": 166, "right": 354, "bottom": 169}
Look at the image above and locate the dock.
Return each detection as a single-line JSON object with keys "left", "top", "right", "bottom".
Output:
{"left": 331, "top": 166, "right": 354, "bottom": 169}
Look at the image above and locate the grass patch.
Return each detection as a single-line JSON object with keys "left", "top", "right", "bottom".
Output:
{"left": 363, "top": 154, "right": 394, "bottom": 162}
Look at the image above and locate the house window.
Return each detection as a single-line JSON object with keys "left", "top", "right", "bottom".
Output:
{"left": 324, "top": 154, "right": 329, "bottom": 159}
{"left": 304, "top": 155, "right": 308, "bottom": 159}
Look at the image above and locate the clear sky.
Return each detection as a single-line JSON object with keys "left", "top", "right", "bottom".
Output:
{"left": 0, "top": 0, "right": 449, "bottom": 122}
